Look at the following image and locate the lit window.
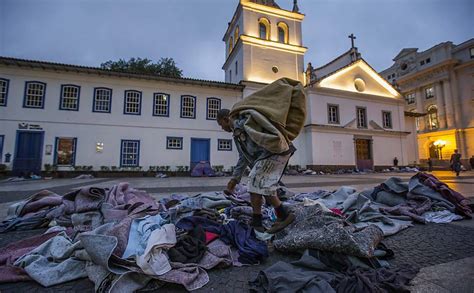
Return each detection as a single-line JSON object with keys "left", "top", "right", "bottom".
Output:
{"left": 427, "top": 105, "right": 439, "bottom": 130}
{"left": 59, "top": 85, "right": 80, "bottom": 111}
{"left": 121, "top": 140, "right": 140, "bottom": 167}
{"left": 277, "top": 22, "right": 289, "bottom": 44}
{"left": 228, "top": 37, "right": 234, "bottom": 54}
{"left": 124, "top": 90, "right": 142, "bottom": 115}
{"left": 167, "top": 137, "right": 183, "bottom": 150}
{"left": 93, "top": 88, "right": 112, "bottom": 113}
{"left": 24, "top": 81, "right": 46, "bottom": 108}
{"left": 356, "top": 107, "right": 367, "bottom": 128}
{"left": 382, "top": 111, "right": 392, "bottom": 129}
{"left": 0, "top": 78, "right": 9, "bottom": 106}
{"left": 327, "top": 104, "right": 339, "bottom": 124}
{"left": 207, "top": 98, "right": 221, "bottom": 120}
{"left": 259, "top": 18, "right": 270, "bottom": 40}
{"left": 218, "top": 139, "right": 232, "bottom": 151}
{"left": 405, "top": 93, "right": 415, "bottom": 104}
{"left": 234, "top": 26, "right": 239, "bottom": 43}
{"left": 180, "top": 95, "right": 196, "bottom": 118}
{"left": 153, "top": 93, "right": 170, "bottom": 117}
{"left": 55, "top": 137, "right": 77, "bottom": 166}
{"left": 425, "top": 87, "right": 434, "bottom": 99}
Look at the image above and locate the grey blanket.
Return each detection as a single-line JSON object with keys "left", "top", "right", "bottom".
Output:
{"left": 274, "top": 204, "right": 383, "bottom": 258}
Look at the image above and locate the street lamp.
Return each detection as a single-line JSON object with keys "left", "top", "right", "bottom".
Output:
{"left": 433, "top": 140, "right": 446, "bottom": 159}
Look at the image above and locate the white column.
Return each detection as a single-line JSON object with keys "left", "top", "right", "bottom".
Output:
{"left": 442, "top": 80, "right": 455, "bottom": 128}
{"left": 435, "top": 82, "right": 447, "bottom": 129}
{"left": 415, "top": 89, "right": 425, "bottom": 131}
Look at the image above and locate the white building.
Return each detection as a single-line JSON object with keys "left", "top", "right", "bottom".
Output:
{"left": 0, "top": 0, "right": 415, "bottom": 175}
{"left": 380, "top": 39, "right": 474, "bottom": 169}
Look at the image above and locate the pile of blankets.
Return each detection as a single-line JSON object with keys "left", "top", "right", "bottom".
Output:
{"left": 0, "top": 173, "right": 471, "bottom": 292}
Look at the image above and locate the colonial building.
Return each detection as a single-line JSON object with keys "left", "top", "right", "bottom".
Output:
{"left": 381, "top": 39, "right": 474, "bottom": 168}
{"left": 0, "top": 0, "right": 415, "bottom": 175}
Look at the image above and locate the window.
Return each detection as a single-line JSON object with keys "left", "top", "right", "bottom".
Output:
{"left": 234, "top": 26, "right": 239, "bottom": 43}
{"left": 356, "top": 107, "right": 367, "bottom": 128}
{"left": 277, "top": 22, "right": 289, "bottom": 44}
{"left": 0, "top": 135, "right": 4, "bottom": 163}
{"left": 207, "top": 98, "right": 221, "bottom": 120}
{"left": 120, "top": 140, "right": 140, "bottom": 167}
{"left": 259, "top": 18, "right": 270, "bottom": 40}
{"left": 124, "top": 90, "right": 142, "bottom": 115}
{"left": 153, "top": 93, "right": 170, "bottom": 117}
{"left": 218, "top": 139, "right": 232, "bottom": 151}
{"left": 229, "top": 70, "right": 232, "bottom": 83}
{"left": 327, "top": 104, "right": 339, "bottom": 124}
{"left": 167, "top": 137, "right": 183, "bottom": 150}
{"left": 427, "top": 105, "right": 439, "bottom": 130}
{"left": 425, "top": 86, "right": 434, "bottom": 99}
{"left": 0, "top": 78, "right": 9, "bottom": 106}
{"left": 426, "top": 58, "right": 431, "bottom": 64}
{"left": 23, "top": 81, "right": 46, "bottom": 108}
{"left": 93, "top": 87, "right": 112, "bottom": 113}
{"left": 180, "top": 95, "right": 196, "bottom": 118}
{"left": 228, "top": 37, "right": 234, "bottom": 54}
{"left": 405, "top": 93, "right": 415, "bottom": 104}
{"left": 235, "top": 61, "right": 238, "bottom": 75}
{"left": 59, "top": 85, "right": 80, "bottom": 111}
{"left": 382, "top": 111, "right": 392, "bottom": 129}
{"left": 470, "top": 48, "right": 474, "bottom": 59}
{"left": 54, "top": 137, "right": 77, "bottom": 166}
{"left": 420, "top": 60, "right": 425, "bottom": 66}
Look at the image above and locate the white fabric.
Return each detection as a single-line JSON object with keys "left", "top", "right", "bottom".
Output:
{"left": 136, "top": 223, "right": 176, "bottom": 276}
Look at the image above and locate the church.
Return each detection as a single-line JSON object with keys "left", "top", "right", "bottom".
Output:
{"left": 0, "top": 0, "right": 416, "bottom": 175}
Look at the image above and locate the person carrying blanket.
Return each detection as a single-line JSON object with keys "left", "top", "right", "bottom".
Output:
{"left": 216, "top": 78, "right": 306, "bottom": 234}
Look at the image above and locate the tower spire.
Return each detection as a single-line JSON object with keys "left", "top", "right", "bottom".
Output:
{"left": 292, "top": 0, "right": 299, "bottom": 12}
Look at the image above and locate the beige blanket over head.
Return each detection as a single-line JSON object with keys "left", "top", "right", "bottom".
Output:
{"left": 230, "top": 78, "right": 306, "bottom": 154}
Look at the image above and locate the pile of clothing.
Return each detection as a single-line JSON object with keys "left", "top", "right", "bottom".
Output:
{"left": 0, "top": 173, "right": 470, "bottom": 292}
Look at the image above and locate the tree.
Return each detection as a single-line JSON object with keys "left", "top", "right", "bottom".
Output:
{"left": 100, "top": 57, "right": 183, "bottom": 78}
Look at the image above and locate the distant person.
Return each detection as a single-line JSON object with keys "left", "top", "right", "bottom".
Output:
{"left": 450, "top": 149, "right": 462, "bottom": 177}
{"left": 470, "top": 155, "right": 474, "bottom": 170}
{"left": 427, "top": 158, "right": 433, "bottom": 172}
{"left": 393, "top": 157, "right": 399, "bottom": 167}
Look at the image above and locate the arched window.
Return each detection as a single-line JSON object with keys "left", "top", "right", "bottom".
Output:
{"left": 228, "top": 36, "right": 234, "bottom": 54}
{"left": 427, "top": 105, "right": 439, "bottom": 130}
{"left": 258, "top": 18, "right": 270, "bottom": 40}
{"left": 234, "top": 26, "right": 239, "bottom": 43}
{"left": 277, "top": 22, "right": 289, "bottom": 44}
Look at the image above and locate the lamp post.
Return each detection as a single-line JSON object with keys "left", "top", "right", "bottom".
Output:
{"left": 433, "top": 140, "right": 446, "bottom": 159}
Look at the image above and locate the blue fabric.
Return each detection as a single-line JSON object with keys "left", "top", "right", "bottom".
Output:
{"left": 122, "top": 214, "right": 167, "bottom": 259}
{"left": 219, "top": 221, "right": 268, "bottom": 264}
{"left": 175, "top": 216, "right": 221, "bottom": 234}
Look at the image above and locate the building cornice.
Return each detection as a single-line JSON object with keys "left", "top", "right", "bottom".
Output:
{"left": 396, "top": 59, "right": 458, "bottom": 85}
{"left": 241, "top": 1, "right": 305, "bottom": 21}
{"left": 454, "top": 59, "right": 474, "bottom": 71}
{"left": 311, "top": 83, "right": 403, "bottom": 105}
{"left": 240, "top": 35, "right": 307, "bottom": 54}
{"left": 304, "top": 123, "right": 411, "bottom": 137}
{"left": 0, "top": 56, "right": 244, "bottom": 91}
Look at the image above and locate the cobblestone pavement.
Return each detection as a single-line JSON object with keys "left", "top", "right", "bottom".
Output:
{"left": 0, "top": 172, "right": 473, "bottom": 292}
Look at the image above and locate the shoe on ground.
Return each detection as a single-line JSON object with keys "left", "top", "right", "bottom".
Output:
{"left": 266, "top": 213, "right": 295, "bottom": 234}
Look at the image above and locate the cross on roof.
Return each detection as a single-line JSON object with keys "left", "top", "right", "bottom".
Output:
{"left": 348, "top": 33, "right": 357, "bottom": 49}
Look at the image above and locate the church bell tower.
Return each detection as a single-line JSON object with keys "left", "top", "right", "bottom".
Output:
{"left": 222, "top": 0, "right": 307, "bottom": 84}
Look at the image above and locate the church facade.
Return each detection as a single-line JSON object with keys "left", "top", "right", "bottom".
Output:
{"left": 0, "top": 0, "right": 415, "bottom": 174}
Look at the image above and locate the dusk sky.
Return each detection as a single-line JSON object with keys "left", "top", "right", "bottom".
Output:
{"left": 1, "top": 0, "right": 473, "bottom": 81}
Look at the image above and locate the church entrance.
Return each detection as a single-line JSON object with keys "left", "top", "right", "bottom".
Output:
{"left": 355, "top": 138, "right": 373, "bottom": 170}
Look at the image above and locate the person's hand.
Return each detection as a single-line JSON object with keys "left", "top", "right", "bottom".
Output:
{"left": 224, "top": 179, "right": 238, "bottom": 195}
